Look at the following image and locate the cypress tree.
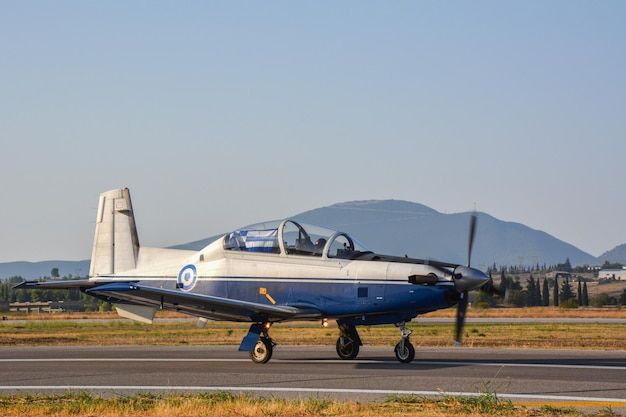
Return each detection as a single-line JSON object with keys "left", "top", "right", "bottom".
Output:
{"left": 542, "top": 278, "right": 550, "bottom": 306}
{"left": 535, "top": 279, "right": 540, "bottom": 305}
{"left": 526, "top": 276, "right": 537, "bottom": 306}
{"left": 553, "top": 277, "right": 559, "bottom": 307}
{"left": 533, "top": 275, "right": 542, "bottom": 306}
{"left": 560, "top": 277, "right": 575, "bottom": 303}
{"left": 577, "top": 278, "right": 583, "bottom": 306}
{"left": 499, "top": 270, "right": 509, "bottom": 296}
{"left": 582, "top": 282, "right": 589, "bottom": 307}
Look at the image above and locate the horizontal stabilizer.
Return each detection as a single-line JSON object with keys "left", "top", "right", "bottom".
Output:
{"left": 13, "top": 279, "right": 97, "bottom": 290}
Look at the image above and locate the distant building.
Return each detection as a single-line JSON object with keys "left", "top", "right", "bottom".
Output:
{"left": 10, "top": 301, "right": 57, "bottom": 313}
{"left": 545, "top": 271, "right": 572, "bottom": 280}
{"left": 598, "top": 268, "right": 626, "bottom": 280}
{"left": 9, "top": 300, "right": 85, "bottom": 313}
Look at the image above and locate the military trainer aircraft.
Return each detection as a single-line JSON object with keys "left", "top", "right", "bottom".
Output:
{"left": 17, "top": 188, "right": 492, "bottom": 364}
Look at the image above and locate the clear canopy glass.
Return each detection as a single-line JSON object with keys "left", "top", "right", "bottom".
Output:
{"left": 223, "top": 220, "right": 372, "bottom": 259}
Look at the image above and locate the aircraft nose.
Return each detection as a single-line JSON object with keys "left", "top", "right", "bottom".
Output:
{"left": 452, "top": 265, "right": 490, "bottom": 292}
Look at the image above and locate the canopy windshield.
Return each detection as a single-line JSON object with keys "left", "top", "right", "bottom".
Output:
{"left": 223, "top": 220, "right": 372, "bottom": 259}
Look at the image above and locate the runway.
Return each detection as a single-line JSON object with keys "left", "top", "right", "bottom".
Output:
{"left": 1, "top": 345, "right": 626, "bottom": 407}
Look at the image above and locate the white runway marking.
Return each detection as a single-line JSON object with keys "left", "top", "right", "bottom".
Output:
{"left": 0, "top": 385, "right": 625, "bottom": 404}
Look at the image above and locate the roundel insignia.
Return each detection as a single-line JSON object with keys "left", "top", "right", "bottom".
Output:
{"left": 177, "top": 264, "right": 198, "bottom": 292}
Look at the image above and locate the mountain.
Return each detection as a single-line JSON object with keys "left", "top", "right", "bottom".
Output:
{"left": 290, "top": 200, "right": 597, "bottom": 268}
{"left": 1, "top": 199, "right": 619, "bottom": 279}
{"left": 597, "top": 244, "right": 626, "bottom": 265}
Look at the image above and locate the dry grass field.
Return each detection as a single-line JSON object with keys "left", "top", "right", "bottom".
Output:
{"left": 0, "top": 391, "right": 622, "bottom": 417}
{"left": 1, "top": 307, "right": 626, "bottom": 350}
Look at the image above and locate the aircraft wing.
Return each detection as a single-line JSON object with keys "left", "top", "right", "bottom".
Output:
{"left": 86, "top": 282, "right": 323, "bottom": 322}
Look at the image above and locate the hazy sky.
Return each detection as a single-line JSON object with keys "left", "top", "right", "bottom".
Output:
{"left": 1, "top": 1, "right": 625, "bottom": 263}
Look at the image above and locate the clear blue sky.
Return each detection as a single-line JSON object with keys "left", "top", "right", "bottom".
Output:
{"left": 1, "top": 1, "right": 625, "bottom": 263}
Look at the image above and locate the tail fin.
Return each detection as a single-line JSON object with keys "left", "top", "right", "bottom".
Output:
{"left": 89, "top": 188, "right": 140, "bottom": 276}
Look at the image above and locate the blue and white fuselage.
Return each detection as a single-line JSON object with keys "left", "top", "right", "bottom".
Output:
{"left": 93, "top": 220, "right": 469, "bottom": 324}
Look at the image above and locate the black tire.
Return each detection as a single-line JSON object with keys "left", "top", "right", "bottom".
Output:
{"left": 250, "top": 337, "right": 273, "bottom": 364}
{"left": 336, "top": 336, "right": 360, "bottom": 360}
{"left": 394, "top": 341, "right": 415, "bottom": 363}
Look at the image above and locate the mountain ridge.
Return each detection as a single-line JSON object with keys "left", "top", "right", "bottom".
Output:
{"left": 291, "top": 200, "right": 596, "bottom": 268}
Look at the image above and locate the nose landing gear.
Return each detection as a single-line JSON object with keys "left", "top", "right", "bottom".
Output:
{"left": 394, "top": 322, "right": 415, "bottom": 363}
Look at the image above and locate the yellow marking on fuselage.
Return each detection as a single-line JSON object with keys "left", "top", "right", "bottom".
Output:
{"left": 265, "top": 293, "right": 277, "bottom": 304}
{"left": 259, "top": 287, "right": 276, "bottom": 304}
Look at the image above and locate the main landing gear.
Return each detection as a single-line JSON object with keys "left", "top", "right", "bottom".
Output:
{"left": 251, "top": 334, "right": 276, "bottom": 364}
{"left": 336, "top": 323, "right": 362, "bottom": 360}
{"left": 241, "top": 322, "right": 276, "bottom": 364}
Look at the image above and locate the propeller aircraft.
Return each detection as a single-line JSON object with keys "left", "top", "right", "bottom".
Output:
{"left": 17, "top": 188, "right": 492, "bottom": 364}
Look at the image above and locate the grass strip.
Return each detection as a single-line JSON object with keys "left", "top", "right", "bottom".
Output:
{"left": 2, "top": 320, "right": 626, "bottom": 350}
{"left": 1, "top": 392, "right": 622, "bottom": 417}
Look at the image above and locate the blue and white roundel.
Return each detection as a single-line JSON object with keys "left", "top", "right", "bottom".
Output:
{"left": 177, "top": 264, "right": 197, "bottom": 292}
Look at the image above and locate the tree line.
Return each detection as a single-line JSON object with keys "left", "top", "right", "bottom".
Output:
{"left": 476, "top": 271, "right": 626, "bottom": 308}
{"left": 0, "top": 275, "right": 112, "bottom": 312}
{"left": 487, "top": 258, "right": 623, "bottom": 275}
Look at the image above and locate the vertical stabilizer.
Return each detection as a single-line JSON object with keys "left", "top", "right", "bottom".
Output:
{"left": 89, "top": 188, "right": 140, "bottom": 276}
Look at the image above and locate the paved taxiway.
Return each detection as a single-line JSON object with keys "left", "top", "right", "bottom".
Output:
{"left": 1, "top": 345, "right": 626, "bottom": 407}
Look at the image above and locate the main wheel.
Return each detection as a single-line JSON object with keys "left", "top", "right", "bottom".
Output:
{"left": 394, "top": 340, "right": 415, "bottom": 363}
{"left": 250, "top": 337, "right": 273, "bottom": 364}
{"left": 336, "top": 336, "right": 359, "bottom": 360}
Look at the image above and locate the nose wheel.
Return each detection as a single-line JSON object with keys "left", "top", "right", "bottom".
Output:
{"left": 394, "top": 323, "right": 415, "bottom": 363}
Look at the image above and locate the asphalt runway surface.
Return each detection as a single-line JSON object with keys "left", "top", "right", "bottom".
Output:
{"left": 2, "top": 345, "right": 626, "bottom": 409}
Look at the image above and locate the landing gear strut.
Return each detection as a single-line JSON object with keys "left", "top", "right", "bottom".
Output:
{"left": 249, "top": 325, "right": 276, "bottom": 364}
{"left": 335, "top": 323, "right": 362, "bottom": 360}
{"left": 394, "top": 322, "right": 415, "bottom": 363}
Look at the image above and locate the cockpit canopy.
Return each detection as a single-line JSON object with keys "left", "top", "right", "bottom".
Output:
{"left": 223, "top": 220, "right": 372, "bottom": 259}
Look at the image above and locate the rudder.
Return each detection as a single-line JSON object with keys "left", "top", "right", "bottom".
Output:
{"left": 89, "top": 188, "right": 140, "bottom": 276}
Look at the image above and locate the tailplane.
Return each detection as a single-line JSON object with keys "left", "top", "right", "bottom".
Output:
{"left": 89, "top": 188, "right": 140, "bottom": 276}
